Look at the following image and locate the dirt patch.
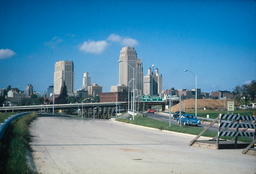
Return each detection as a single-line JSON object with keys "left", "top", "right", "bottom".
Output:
{"left": 171, "top": 98, "right": 236, "bottom": 112}
{"left": 118, "top": 148, "right": 147, "bottom": 153}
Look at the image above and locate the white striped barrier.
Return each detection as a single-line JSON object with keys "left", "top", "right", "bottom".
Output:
{"left": 217, "top": 114, "right": 256, "bottom": 151}
{"left": 189, "top": 113, "right": 256, "bottom": 155}
{"left": 221, "top": 114, "right": 256, "bottom": 121}
{"left": 219, "top": 123, "right": 255, "bottom": 129}
{"left": 219, "top": 131, "right": 255, "bottom": 137}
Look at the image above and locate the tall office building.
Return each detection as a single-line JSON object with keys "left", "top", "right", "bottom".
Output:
{"left": 144, "top": 67, "right": 162, "bottom": 96}
{"left": 26, "top": 84, "right": 33, "bottom": 97}
{"left": 81, "top": 72, "right": 91, "bottom": 91}
{"left": 47, "top": 85, "right": 54, "bottom": 98}
{"left": 88, "top": 84, "right": 102, "bottom": 98}
{"left": 54, "top": 61, "right": 74, "bottom": 96}
{"left": 119, "top": 46, "right": 143, "bottom": 95}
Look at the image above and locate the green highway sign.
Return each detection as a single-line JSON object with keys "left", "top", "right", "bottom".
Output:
{"left": 142, "top": 95, "right": 151, "bottom": 101}
{"left": 151, "top": 97, "right": 162, "bottom": 101}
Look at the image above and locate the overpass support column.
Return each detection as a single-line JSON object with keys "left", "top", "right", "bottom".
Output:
{"left": 162, "top": 103, "right": 165, "bottom": 112}
{"left": 108, "top": 107, "right": 110, "bottom": 119}
{"left": 93, "top": 107, "right": 95, "bottom": 119}
{"left": 104, "top": 107, "right": 107, "bottom": 119}
{"left": 102, "top": 107, "right": 105, "bottom": 119}
{"left": 86, "top": 108, "right": 89, "bottom": 118}
{"left": 97, "top": 106, "right": 99, "bottom": 119}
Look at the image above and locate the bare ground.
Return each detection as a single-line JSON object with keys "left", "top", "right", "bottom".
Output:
{"left": 172, "top": 98, "right": 236, "bottom": 112}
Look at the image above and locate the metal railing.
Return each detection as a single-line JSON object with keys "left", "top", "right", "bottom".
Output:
{"left": 0, "top": 112, "right": 30, "bottom": 140}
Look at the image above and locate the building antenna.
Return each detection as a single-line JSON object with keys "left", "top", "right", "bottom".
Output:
{"left": 152, "top": 64, "right": 155, "bottom": 74}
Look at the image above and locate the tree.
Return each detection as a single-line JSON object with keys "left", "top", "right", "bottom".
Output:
{"left": 247, "top": 80, "right": 256, "bottom": 101}
{"left": 36, "top": 97, "right": 44, "bottom": 105}
{"left": 232, "top": 80, "right": 256, "bottom": 105}
{"left": 17, "top": 95, "right": 44, "bottom": 106}
{"left": 67, "top": 96, "right": 83, "bottom": 103}
{"left": 67, "top": 96, "right": 77, "bottom": 103}
{"left": 0, "top": 96, "right": 5, "bottom": 107}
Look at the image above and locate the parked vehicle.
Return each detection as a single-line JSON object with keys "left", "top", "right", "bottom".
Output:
{"left": 147, "top": 108, "right": 155, "bottom": 114}
{"left": 173, "top": 111, "right": 185, "bottom": 119}
{"left": 177, "top": 114, "right": 201, "bottom": 126}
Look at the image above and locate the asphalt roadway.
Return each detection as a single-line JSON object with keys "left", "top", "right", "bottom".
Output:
{"left": 30, "top": 117, "right": 256, "bottom": 174}
{"left": 146, "top": 112, "right": 220, "bottom": 132}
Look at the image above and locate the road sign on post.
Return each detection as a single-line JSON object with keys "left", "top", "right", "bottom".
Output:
{"left": 227, "top": 101, "right": 234, "bottom": 112}
{"left": 142, "top": 95, "right": 151, "bottom": 102}
{"left": 151, "top": 97, "right": 162, "bottom": 101}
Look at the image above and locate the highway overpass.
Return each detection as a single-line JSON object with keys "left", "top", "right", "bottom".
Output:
{"left": 0, "top": 101, "right": 168, "bottom": 118}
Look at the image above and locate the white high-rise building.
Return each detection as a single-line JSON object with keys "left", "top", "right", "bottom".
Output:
{"left": 54, "top": 61, "right": 74, "bottom": 96}
{"left": 81, "top": 72, "right": 91, "bottom": 91}
{"left": 144, "top": 67, "right": 162, "bottom": 96}
{"left": 119, "top": 46, "right": 143, "bottom": 95}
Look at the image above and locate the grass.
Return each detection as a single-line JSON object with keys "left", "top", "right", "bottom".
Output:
{"left": 0, "top": 112, "right": 18, "bottom": 123}
{"left": 177, "top": 109, "right": 256, "bottom": 119}
{"left": 0, "top": 112, "right": 37, "bottom": 174}
{"left": 116, "top": 115, "right": 217, "bottom": 136}
{"left": 116, "top": 114, "right": 253, "bottom": 143}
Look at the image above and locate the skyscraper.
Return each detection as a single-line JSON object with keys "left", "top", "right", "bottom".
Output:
{"left": 26, "top": 84, "right": 33, "bottom": 97}
{"left": 144, "top": 67, "right": 162, "bottom": 96}
{"left": 54, "top": 61, "right": 74, "bottom": 96}
{"left": 81, "top": 72, "right": 91, "bottom": 91}
{"left": 119, "top": 46, "right": 143, "bottom": 95}
{"left": 47, "top": 85, "right": 54, "bottom": 98}
{"left": 88, "top": 84, "right": 102, "bottom": 98}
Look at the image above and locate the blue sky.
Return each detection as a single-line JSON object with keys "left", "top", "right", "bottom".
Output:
{"left": 0, "top": 0, "right": 255, "bottom": 95}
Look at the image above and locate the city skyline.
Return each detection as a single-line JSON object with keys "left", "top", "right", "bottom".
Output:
{"left": 0, "top": 1, "right": 255, "bottom": 95}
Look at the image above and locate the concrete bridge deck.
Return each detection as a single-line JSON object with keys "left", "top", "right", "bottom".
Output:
{"left": 29, "top": 117, "right": 256, "bottom": 174}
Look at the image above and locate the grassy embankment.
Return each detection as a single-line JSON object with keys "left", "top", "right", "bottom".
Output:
{"left": 116, "top": 111, "right": 254, "bottom": 143}
{"left": 0, "top": 112, "right": 37, "bottom": 174}
{"left": 0, "top": 112, "right": 18, "bottom": 123}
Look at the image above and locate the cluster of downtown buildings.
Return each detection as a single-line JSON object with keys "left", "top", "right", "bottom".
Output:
{"left": 1, "top": 46, "right": 233, "bottom": 106}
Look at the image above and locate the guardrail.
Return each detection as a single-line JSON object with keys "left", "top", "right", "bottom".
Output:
{"left": 197, "top": 117, "right": 214, "bottom": 122}
{"left": 197, "top": 116, "right": 252, "bottom": 124}
{"left": 0, "top": 112, "right": 30, "bottom": 140}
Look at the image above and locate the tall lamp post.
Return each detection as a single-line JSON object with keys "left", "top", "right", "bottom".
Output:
{"left": 128, "top": 78, "right": 133, "bottom": 111}
{"left": 118, "top": 60, "right": 135, "bottom": 120}
{"left": 184, "top": 69, "right": 197, "bottom": 117}
{"left": 169, "top": 94, "right": 172, "bottom": 127}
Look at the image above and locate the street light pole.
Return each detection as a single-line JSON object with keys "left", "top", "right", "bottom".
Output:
{"left": 118, "top": 60, "right": 135, "bottom": 120}
{"left": 128, "top": 78, "right": 133, "bottom": 112}
{"left": 132, "top": 67, "right": 135, "bottom": 120}
{"left": 184, "top": 69, "right": 197, "bottom": 117}
{"left": 169, "top": 94, "right": 172, "bottom": 127}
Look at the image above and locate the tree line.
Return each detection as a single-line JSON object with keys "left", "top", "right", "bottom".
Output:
{"left": 232, "top": 80, "right": 256, "bottom": 105}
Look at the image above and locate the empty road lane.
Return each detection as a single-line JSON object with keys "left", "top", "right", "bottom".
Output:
{"left": 30, "top": 117, "right": 256, "bottom": 174}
